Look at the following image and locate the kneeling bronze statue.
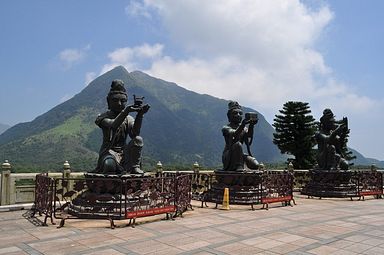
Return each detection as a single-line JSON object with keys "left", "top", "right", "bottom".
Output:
{"left": 93, "top": 79, "right": 150, "bottom": 175}
{"left": 221, "top": 101, "right": 260, "bottom": 172}
{"left": 315, "top": 108, "right": 349, "bottom": 170}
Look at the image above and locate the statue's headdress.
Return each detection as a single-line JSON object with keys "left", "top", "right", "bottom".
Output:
{"left": 227, "top": 101, "right": 242, "bottom": 121}
{"left": 320, "top": 108, "right": 334, "bottom": 122}
{"left": 107, "top": 80, "right": 127, "bottom": 110}
{"left": 228, "top": 101, "right": 242, "bottom": 111}
{"left": 108, "top": 79, "right": 127, "bottom": 98}
{"left": 319, "top": 108, "right": 336, "bottom": 131}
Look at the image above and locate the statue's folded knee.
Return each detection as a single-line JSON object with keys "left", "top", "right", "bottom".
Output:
{"left": 125, "top": 136, "right": 143, "bottom": 147}
{"left": 133, "top": 136, "right": 143, "bottom": 147}
{"left": 102, "top": 157, "right": 117, "bottom": 173}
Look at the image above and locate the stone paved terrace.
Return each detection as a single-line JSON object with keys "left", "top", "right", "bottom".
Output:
{"left": 1, "top": 194, "right": 384, "bottom": 255}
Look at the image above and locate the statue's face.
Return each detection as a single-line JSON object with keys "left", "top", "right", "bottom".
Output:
{"left": 108, "top": 93, "right": 127, "bottom": 113}
{"left": 322, "top": 118, "right": 336, "bottom": 132}
{"left": 229, "top": 108, "right": 243, "bottom": 124}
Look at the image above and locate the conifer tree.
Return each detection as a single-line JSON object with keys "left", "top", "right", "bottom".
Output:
{"left": 273, "top": 101, "right": 317, "bottom": 169}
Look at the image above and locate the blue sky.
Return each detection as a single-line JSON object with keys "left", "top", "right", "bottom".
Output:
{"left": 0, "top": 0, "right": 383, "bottom": 160}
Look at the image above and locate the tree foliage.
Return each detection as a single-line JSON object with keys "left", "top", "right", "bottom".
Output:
{"left": 273, "top": 101, "right": 317, "bottom": 169}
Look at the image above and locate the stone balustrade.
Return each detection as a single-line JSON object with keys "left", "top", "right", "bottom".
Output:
{"left": 0, "top": 160, "right": 83, "bottom": 205}
{"left": 1, "top": 160, "right": 382, "bottom": 206}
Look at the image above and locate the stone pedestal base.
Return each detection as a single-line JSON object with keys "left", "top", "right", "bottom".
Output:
{"left": 84, "top": 172, "right": 150, "bottom": 194}
{"left": 301, "top": 170, "right": 357, "bottom": 198}
{"left": 206, "top": 171, "right": 263, "bottom": 206}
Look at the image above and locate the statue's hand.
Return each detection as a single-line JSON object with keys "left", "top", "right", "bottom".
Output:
{"left": 126, "top": 104, "right": 140, "bottom": 113}
{"left": 337, "top": 122, "right": 346, "bottom": 132}
{"left": 138, "top": 104, "right": 150, "bottom": 114}
{"left": 251, "top": 117, "right": 258, "bottom": 125}
{"left": 241, "top": 118, "right": 250, "bottom": 126}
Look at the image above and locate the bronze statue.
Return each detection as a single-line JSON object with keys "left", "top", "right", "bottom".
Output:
{"left": 221, "top": 101, "right": 260, "bottom": 171}
{"left": 94, "top": 79, "right": 150, "bottom": 175}
{"left": 315, "top": 108, "right": 349, "bottom": 170}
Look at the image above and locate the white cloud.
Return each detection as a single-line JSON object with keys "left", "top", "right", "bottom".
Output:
{"left": 59, "top": 44, "right": 91, "bottom": 69}
{"left": 99, "top": 0, "right": 383, "bottom": 158}
{"left": 101, "top": 43, "right": 163, "bottom": 74}
{"left": 125, "top": 0, "right": 153, "bottom": 18}
{"left": 116, "top": 1, "right": 340, "bottom": 112}
{"left": 139, "top": 1, "right": 379, "bottom": 120}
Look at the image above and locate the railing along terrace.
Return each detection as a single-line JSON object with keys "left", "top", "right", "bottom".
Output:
{"left": 0, "top": 170, "right": 83, "bottom": 206}
{"left": 31, "top": 170, "right": 192, "bottom": 228}
{"left": 354, "top": 170, "right": 383, "bottom": 199}
{"left": 1, "top": 160, "right": 383, "bottom": 207}
{"left": 188, "top": 170, "right": 295, "bottom": 210}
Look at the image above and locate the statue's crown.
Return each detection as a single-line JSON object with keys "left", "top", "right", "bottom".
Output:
{"left": 322, "top": 108, "right": 334, "bottom": 119}
{"left": 109, "top": 79, "right": 127, "bottom": 96}
{"left": 228, "top": 101, "right": 241, "bottom": 111}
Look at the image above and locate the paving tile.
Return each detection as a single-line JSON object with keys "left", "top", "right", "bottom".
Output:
{"left": 344, "top": 234, "right": 371, "bottom": 242}
{"left": 290, "top": 237, "right": 318, "bottom": 247}
{"left": 264, "top": 232, "right": 305, "bottom": 243}
{"left": 342, "top": 243, "right": 374, "bottom": 253}
{"left": 184, "top": 251, "right": 216, "bottom": 255}
{"left": 142, "top": 246, "right": 183, "bottom": 255}
{"left": 184, "top": 228, "right": 235, "bottom": 244}
{"left": 216, "top": 224, "right": 254, "bottom": 236}
{"left": 28, "top": 237, "right": 89, "bottom": 255}
{"left": 253, "top": 239, "right": 286, "bottom": 250}
{"left": 307, "top": 245, "right": 340, "bottom": 254}
{"left": 363, "top": 246, "right": 384, "bottom": 255}
{"left": 239, "top": 236, "right": 269, "bottom": 246}
{"left": 330, "top": 249, "right": 359, "bottom": 255}
{"left": 269, "top": 243, "right": 301, "bottom": 254}
{"left": 214, "top": 243, "right": 263, "bottom": 254}
{"left": 0, "top": 251, "right": 27, "bottom": 255}
{"left": 360, "top": 237, "right": 384, "bottom": 246}
{"left": 70, "top": 232, "right": 125, "bottom": 248}
{"left": 108, "top": 226, "right": 156, "bottom": 241}
{"left": 327, "top": 240, "right": 356, "bottom": 249}
{"left": 81, "top": 248, "right": 126, "bottom": 255}
{"left": 364, "top": 229, "right": 384, "bottom": 237}
{"left": 157, "top": 234, "right": 200, "bottom": 248}
{"left": 177, "top": 240, "right": 212, "bottom": 251}
{"left": 0, "top": 246, "right": 27, "bottom": 255}
{"left": 121, "top": 239, "right": 172, "bottom": 254}
{"left": 25, "top": 227, "right": 78, "bottom": 240}
{"left": 0, "top": 229, "right": 38, "bottom": 248}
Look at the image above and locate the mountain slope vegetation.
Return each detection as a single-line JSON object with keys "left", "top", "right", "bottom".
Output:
{"left": 1, "top": 66, "right": 374, "bottom": 171}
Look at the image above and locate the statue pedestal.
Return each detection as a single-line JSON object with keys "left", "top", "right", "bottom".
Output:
{"left": 206, "top": 171, "right": 263, "bottom": 208}
{"left": 301, "top": 170, "right": 357, "bottom": 198}
{"left": 68, "top": 173, "right": 153, "bottom": 220}
{"left": 84, "top": 172, "right": 150, "bottom": 194}
{"left": 33, "top": 172, "right": 193, "bottom": 228}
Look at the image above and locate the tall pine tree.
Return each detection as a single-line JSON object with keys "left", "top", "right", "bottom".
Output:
{"left": 273, "top": 101, "right": 317, "bottom": 169}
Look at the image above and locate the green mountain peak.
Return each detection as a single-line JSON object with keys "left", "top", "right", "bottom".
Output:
{"left": 0, "top": 66, "right": 284, "bottom": 172}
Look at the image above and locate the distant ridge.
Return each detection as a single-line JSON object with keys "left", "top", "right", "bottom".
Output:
{"left": 0, "top": 123, "right": 10, "bottom": 135}
{"left": 0, "top": 66, "right": 378, "bottom": 171}
{"left": 349, "top": 148, "right": 384, "bottom": 168}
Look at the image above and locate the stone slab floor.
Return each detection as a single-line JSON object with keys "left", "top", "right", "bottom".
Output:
{"left": 1, "top": 194, "right": 384, "bottom": 255}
